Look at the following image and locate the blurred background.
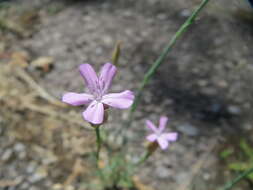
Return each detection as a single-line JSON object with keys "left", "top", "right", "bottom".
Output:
{"left": 0, "top": 0, "right": 253, "bottom": 189}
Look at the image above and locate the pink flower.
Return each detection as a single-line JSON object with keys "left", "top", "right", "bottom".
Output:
{"left": 62, "top": 63, "right": 134, "bottom": 125}
{"left": 146, "top": 116, "right": 178, "bottom": 150}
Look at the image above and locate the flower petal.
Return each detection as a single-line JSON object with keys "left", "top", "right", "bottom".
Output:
{"left": 157, "top": 137, "right": 169, "bottom": 150}
{"left": 146, "top": 120, "right": 158, "bottom": 132}
{"left": 101, "top": 90, "right": 134, "bottom": 109}
{"left": 99, "top": 63, "right": 117, "bottom": 94}
{"left": 79, "top": 64, "right": 99, "bottom": 94}
{"left": 158, "top": 116, "right": 168, "bottom": 132}
{"left": 162, "top": 132, "right": 178, "bottom": 142}
{"left": 146, "top": 134, "right": 158, "bottom": 142}
{"left": 82, "top": 101, "right": 104, "bottom": 124}
{"left": 62, "top": 92, "right": 93, "bottom": 106}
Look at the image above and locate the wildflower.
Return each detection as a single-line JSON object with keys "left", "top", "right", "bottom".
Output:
{"left": 62, "top": 63, "right": 134, "bottom": 125}
{"left": 146, "top": 116, "right": 178, "bottom": 150}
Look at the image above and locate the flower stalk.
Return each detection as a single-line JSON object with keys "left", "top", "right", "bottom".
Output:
{"left": 128, "top": 0, "right": 210, "bottom": 124}
{"left": 95, "top": 125, "right": 102, "bottom": 167}
{"left": 137, "top": 142, "right": 158, "bottom": 165}
{"left": 220, "top": 167, "right": 253, "bottom": 190}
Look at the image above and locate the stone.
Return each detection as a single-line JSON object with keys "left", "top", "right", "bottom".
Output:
{"left": 177, "top": 123, "right": 199, "bottom": 136}
{"left": 1, "top": 149, "right": 13, "bottom": 161}
{"left": 227, "top": 105, "right": 241, "bottom": 115}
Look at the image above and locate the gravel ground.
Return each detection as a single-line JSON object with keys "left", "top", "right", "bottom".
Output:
{"left": 1, "top": 0, "right": 253, "bottom": 189}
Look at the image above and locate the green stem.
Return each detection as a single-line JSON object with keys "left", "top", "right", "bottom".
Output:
{"left": 95, "top": 126, "right": 102, "bottom": 167}
{"left": 220, "top": 167, "right": 253, "bottom": 190}
{"left": 136, "top": 151, "right": 152, "bottom": 165}
{"left": 129, "top": 0, "right": 210, "bottom": 122}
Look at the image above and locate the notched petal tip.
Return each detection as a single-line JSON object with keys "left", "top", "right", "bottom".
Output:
{"left": 79, "top": 63, "right": 99, "bottom": 94}
{"left": 167, "top": 132, "right": 178, "bottom": 142}
{"left": 146, "top": 120, "right": 157, "bottom": 132}
{"left": 104, "top": 62, "right": 115, "bottom": 67}
{"left": 79, "top": 63, "right": 90, "bottom": 68}
{"left": 159, "top": 116, "right": 169, "bottom": 132}
{"left": 79, "top": 63, "right": 94, "bottom": 75}
{"left": 157, "top": 137, "right": 169, "bottom": 150}
{"left": 99, "top": 63, "right": 117, "bottom": 93}
{"left": 160, "top": 116, "right": 168, "bottom": 121}
{"left": 101, "top": 90, "right": 135, "bottom": 109}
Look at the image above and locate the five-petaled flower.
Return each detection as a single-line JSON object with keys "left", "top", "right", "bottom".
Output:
{"left": 62, "top": 63, "right": 134, "bottom": 125}
{"left": 146, "top": 116, "right": 178, "bottom": 150}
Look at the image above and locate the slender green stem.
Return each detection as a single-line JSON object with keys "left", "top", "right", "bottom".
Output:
{"left": 95, "top": 126, "right": 102, "bottom": 167}
{"left": 136, "top": 151, "right": 152, "bottom": 165}
{"left": 220, "top": 167, "right": 253, "bottom": 190}
{"left": 129, "top": 0, "right": 210, "bottom": 122}
{"left": 137, "top": 142, "right": 158, "bottom": 165}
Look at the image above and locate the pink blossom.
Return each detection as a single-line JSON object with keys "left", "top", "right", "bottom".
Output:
{"left": 62, "top": 63, "right": 134, "bottom": 125}
{"left": 146, "top": 116, "right": 178, "bottom": 150}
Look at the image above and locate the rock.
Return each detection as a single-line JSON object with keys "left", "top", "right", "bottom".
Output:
{"left": 1, "top": 149, "right": 13, "bottom": 161}
{"left": 52, "top": 184, "right": 63, "bottom": 189}
{"left": 174, "top": 172, "right": 189, "bottom": 184}
{"left": 42, "top": 151, "right": 58, "bottom": 165}
{"left": 33, "top": 145, "right": 58, "bottom": 165}
{"left": 180, "top": 9, "right": 191, "bottom": 17}
{"left": 227, "top": 105, "right": 241, "bottom": 115}
{"left": 26, "top": 162, "right": 37, "bottom": 174}
{"left": 155, "top": 166, "right": 172, "bottom": 179}
{"left": 203, "top": 172, "right": 211, "bottom": 180}
{"left": 29, "top": 167, "right": 47, "bottom": 183}
{"left": 209, "top": 103, "right": 223, "bottom": 114}
{"left": 242, "top": 123, "right": 252, "bottom": 130}
{"left": 30, "top": 186, "right": 40, "bottom": 190}
{"left": 14, "top": 143, "right": 26, "bottom": 159}
{"left": 177, "top": 123, "right": 199, "bottom": 136}
{"left": 157, "top": 13, "right": 167, "bottom": 20}
{"left": 20, "top": 182, "right": 30, "bottom": 189}
{"left": 14, "top": 143, "right": 26, "bottom": 152}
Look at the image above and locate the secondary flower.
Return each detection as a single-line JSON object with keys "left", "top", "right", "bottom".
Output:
{"left": 62, "top": 63, "right": 134, "bottom": 124}
{"left": 146, "top": 116, "right": 178, "bottom": 150}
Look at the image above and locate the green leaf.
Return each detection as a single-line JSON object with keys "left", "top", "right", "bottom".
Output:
{"left": 249, "top": 172, "right": 253, "bottom": 180}
{"left": 220, "top": 148, "right": 234, "bottom": 159}
{"left": 229, "top": 162, "right": 250, "bottom": 171}
{"left": 240, "top": 139, "right": 253, "bottom": 160}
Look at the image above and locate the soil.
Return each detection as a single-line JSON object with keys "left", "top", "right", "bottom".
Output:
{"left": 0, "top": 0, "right": 253, "bottom": 190}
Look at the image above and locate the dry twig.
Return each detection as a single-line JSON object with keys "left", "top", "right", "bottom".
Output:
{"left": 177, "top": 139, "right": 218, "bottom": 190}
{"left": 15, "top": 67, "right": 65, "bottom": 107}
{"left": 21, "top": 101, "right": 91, "bottom": 130}
{"left": 133, "top": 176, "right": 155, "bottom": 190}
{"left": 0, "top": 178, "right": 22, "bottom": 188}
{"left": 63, "top": 159, "right": 85, "bottom": 187}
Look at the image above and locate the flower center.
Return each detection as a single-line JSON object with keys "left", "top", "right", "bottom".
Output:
{"left": 91, "top": 80, "right": 104, "bottom": 101}
{"left": 95, "top": 95, "right": 102, "bottom": 102}
{"left": 156, "top": 131, "right": 162, "bottom": 137}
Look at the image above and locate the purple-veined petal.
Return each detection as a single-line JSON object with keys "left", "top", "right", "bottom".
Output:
{"left": 62, "top": 92, "right": 93, "bottom": 106}
{"left": 146, "top": 134, "right": 158, "bottom": 142}
{"left": 157, "top": 137, "right": 169, "bottom": 150}
{"left": 158, "top": 116, "right": 168, "bottom": 132}
{"left": 82, "top": 101, "right": 104, "bottom": 124}
{"left": 99, "top": 63, "right": 117, "bottom": 94}
{"left": 101, "top": 90, "right": 134, "bottom": 109}
{"left": 162, "top": 132, "right": 178, "bottom": 142}
{"left": 146, "top": 120, "right": 158, "bottom": 132}
{"left": 79, "top": 64, "right": 99, "bottom": 94}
